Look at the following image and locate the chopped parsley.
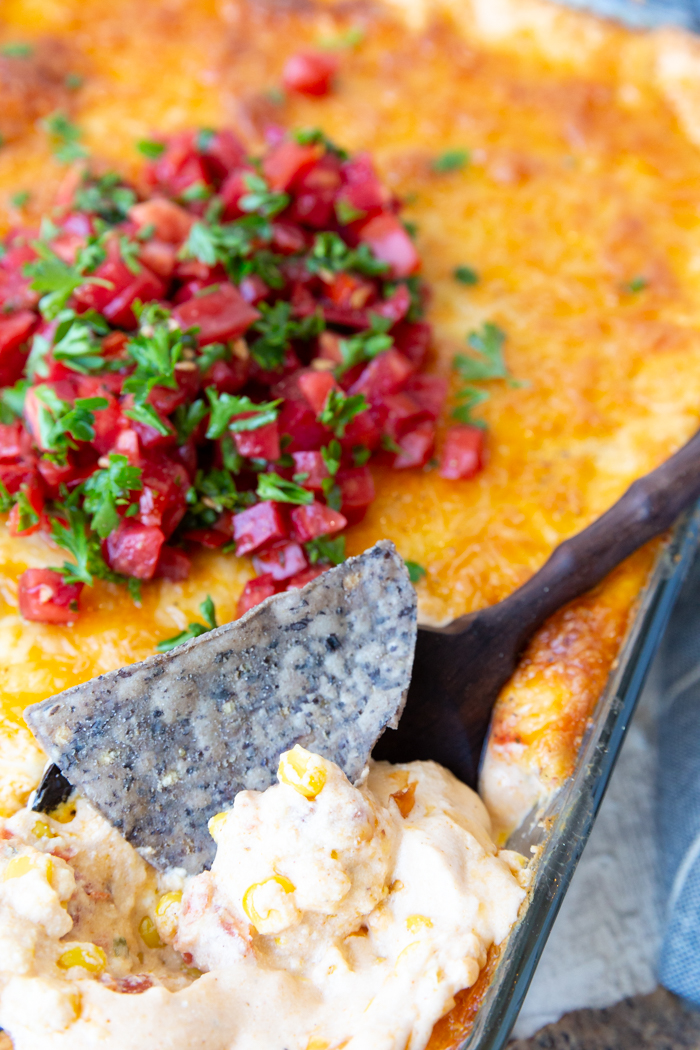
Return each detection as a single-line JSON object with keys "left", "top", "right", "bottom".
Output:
{"left": 256, "top": 473, "right": 314, "bottom": 505}
{"left": 24, "top": 239, "right": 112, "bottom": 320}
{"left": 136, "top": 139, "right": 166, "bottom": 160}
{"left": 10, "top": 191, "right": 30, "bottom": 209}
{"left": 249, "top": 301, "right": 324, "bottom": 371}
{"left": 173, "top": 398, "right": 208, "bottom": 443}
{"left": 306, "top": 231, "right": 389, "bottom": 278}
{"left": 239, "top": 173, "right": 290, "bottom": 219}
{"left": 14, "top": 489, "right": 39, "bottom": 532}
{"left": 74, "top": 173, "right": 137, "bottom": 224}
{"left": 305, "top": 534, "right": 346, "bottom": 565}
{"left": 404, "top": 560, "right": 426, "bottom": 584}
{"left": 1, "top": 42, "right": 33, "bottom": 58}
{"left": 50, "top": 504, "right": 122, "bottom": 587}
{"left": 33, "top": 386, "right": 108, "bottom": 464}
{"left": 122, "top": 308, "right": 187, "bottom": 435}
{"left": 624, "top": 275, "right": 647, "bottom": 293}
{"left": 335, "top": 315, "right": 393, "bottom": 376}
{"left": 205, "top": 390, "right": 282, "bottom": 440}
{"left": 432, "top": 149, "right": 470, "bottom": 174}
{"left": 292, "top": 127, "right": 349, "bottom": 161}
{"left": 82, "top": 454, "right": 143, "bottom": 539}
{"left": 454, "top": 265, "right": 478, "bottom": 286}
{"left": 42, "top": 111, "right": 87, "bottom": 164}
{"left": 156, "top": 596, "right": 218, "bottom": 653}
{"left": 452, "top": 323, "right": 515, "bottom": 427}
{"left": 317, "top": 26, "right": 365, "bottom": 50}
{"left": 318, "top": 389, "right": 368, "bottom": 437}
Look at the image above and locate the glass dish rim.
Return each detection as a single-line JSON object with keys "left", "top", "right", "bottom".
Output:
{"left": 460, "top": 501, "right": 700, "bottom": 1049}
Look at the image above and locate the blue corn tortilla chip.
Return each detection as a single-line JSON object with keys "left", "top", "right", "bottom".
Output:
{"left": 26, "top": 541, "right": 416, "bottom": 874}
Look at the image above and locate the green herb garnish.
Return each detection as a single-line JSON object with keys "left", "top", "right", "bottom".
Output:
{"left": 432, "top": 149, "right": 470, "bottom": 174}
{"left": 256, "top": 473, "right": 314, "bottom": 505}
{"left": 305, "top": 534, "right": 346, "bottom": 565}
{"left": 454, "top": 266, "right": 478, "bottom": 286}
{"left": 83, "top": 454, "right": 143, "bottom": 539}
{"left": 156, "top": 596, "right": 218, "bottom": 652}
{"left": 405, "top": 560, "right": 426, "bottom": 583}
{"left": 318, "top": 389, "right": 368, "bottom": 437}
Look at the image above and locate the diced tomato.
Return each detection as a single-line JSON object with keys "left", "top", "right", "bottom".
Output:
{"left": 402, "top": 374, "right": 447, "bottom": 420}
{"left": 253, "top": 540, "right": 307, "bottom": 581}
{"left": 199, "top": 130, "right": 247, "bottom": 183}
{"left": 0, "top": 422, "right": 24, "bottom": 462}
{"left": 325, "top": 271, "right": 375, "bottom": 310}
{"left": 320, "top": 302, "right": 370, "bottom": 330}
{"left": 263, "top": 141, "right": 321, "bottom": 191}
{"left": 438, "top": 425, "right": 485, "bottom": 480}
{"left": 338, "top": 406, "right": 383, "bottom": 453}
{"left": 393, "top": 421, "right": 435, "bottom": 469}
{"left": 248, "top": 347, "right": 302, "bottom": 387}
{"left": 147, "top": 366, "right": 200, "bottom": 417}
{"left": 289, "top": 501, "right": 347, "bottom": 543}
{"left": 233, "top": 501, "right": 287, "bottom": 556}
{"left": 130, "top": 198, "right": 195, "bottom": 244}
{"left": 271, "top": 222, "right": 307, "bottom": 255}
{"left": 381, "top": 392, "right": 430, "bottom": 440}
{"left": 0, "top": 267, "right": 39, "bottom": 313}
{"left": 273, "top": 374, "right": 328, "bottom": 452}
{"left": 154, "top": 545, "right": 191, "bottom": 581}
{"left": 282, "top": 51, "right": 338, "bottom": 97}
{"left": 8, "top": 478, "right": 44, "bottom": 537}
{"left": 337, "top": 466, "right": 375, "bottom": 526}
{"left": 239, "top": 274, "right": 270, "bottom": 305}
{"left": 349, "top": 349, "right": 415, "bottom": 403}
{"left": 138, "top": 240, "right": 177, "bottom": 278}
{"left": 37, "top": 456, "right": 96, "bottom": 499}
{"left": 288, "top": 154, "right": 343, "bottom": 229}
{"left": 233, "top": 421, "right": 280, "bottom": 461}
{"left": 146, "top": 132, "right": 212, "bottom": 196}
{"left": 338, "top": 154, "right": 387, "bottom": 216}
{"left": 373, "top": 283, "right": 411, "bottom": 324}
{"left": 316, "top": 331, "right": 343, "bottom": 365}
{"left": 0, "top": 461, "right": 36, "bottom": 495}
{"left": 284, "top": 565, "right": 326, "bottom": 590}
{"left": 18, "top": 568, "right": 83, "bottom": 625}
{"left": 297, "top": 369, "right": 337, "bottom": 416}
{"left": 113, "top": 428, "right": 141, "bottom": 463}
{"left": 122, "top": 402, "right": 176, "bottom": 451}
{"left": 72, "top": 251, "right": 138, "bottom": 316}
{"left": 0, "top": 311, "right": 37, "bottom": 386}
{"left": 174, "top": 258, "right": 227, "bottom": 284}
{"left": 182, "top": 527, "right": 229, "bottom": 549}
{"left": 358, "top": 214, "right": 419, "bottom": 279}
{"left": 393, "top": 321, "right": 431, "bottom": 369}
{"left": 291, "top": 450, "right": 328, "bottom": 491}
{"left": 172, "top": 282, "right": 260, "bottom": 346}
{"left": 219, "top": 167, "right": 257, "bottom": 221}
{"left": 138, "top": 459, "right": 189, "bottom": 538}
{"left": 237, "top": 573, "right": 279, "bottom": 617}
{"left": 73, "top": 380, "right": 124, "bottom": 456}
{"left": 106, "top": 520, "right": 165, "bottom": 579}
{"left": 204, "top": 355, "right": 249, "bottom": 394}
{"left": 102, "top": 264, "right": 167, "bottom": 329}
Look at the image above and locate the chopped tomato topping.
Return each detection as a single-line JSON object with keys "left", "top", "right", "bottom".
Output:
{"left": 18, "top": 569, "right": 83, "bottom": 625}
{"left": 237, "top": 573, "right": 279, "bottom": 617}
{"left": 289, "top": 502, "right": 347, "bottom": 543}
{"left": 233, "top": 501, "right": 287, "bottom": 556}
{"left": 106, "top": 521, "right": 166, "bottom": 580}
{"left": 282, "top": 51, "right": 338, "bottom": 97}
{"left": 438, "top": 425, "right": 485, "bottom": 480}
{"left": 358, "top": 214, "right": 420, "bottom": 279}
{"left": 172, "top": 283, "right": 260, "bottom": 346}
{"left": 253, "top": 540, "right": 307, "bottom": 581}
{"left": 393, "top": 421, "right": 436, "bottom": 470}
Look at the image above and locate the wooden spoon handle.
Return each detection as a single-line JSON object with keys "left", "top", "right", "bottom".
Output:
{"left": 496, "top": 427, "right": 700, "bottom": 646}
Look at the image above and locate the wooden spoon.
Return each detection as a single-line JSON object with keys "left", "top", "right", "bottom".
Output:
{"left": 374, "top": 428, "right": 700, "bottom": 786}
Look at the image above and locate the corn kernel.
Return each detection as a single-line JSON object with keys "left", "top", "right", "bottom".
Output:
{"left": 57, "top": 944, "right": 107, "bottom": 975}
{"left": 139, "top": 915, "right": 164, "bottom": 949}
{"left": 50, "top": 800, "right": 77, "bottom": 824}
{"left": 242, "top": 875, "right": 296, "bottom": 933}
{"left": 155, "top": 890, "right": 183, "bottom": 941}
{"left": 32, "top": 821, "right": 58, "bottom": 840}
{"left": 278, "top": 745, "right": 327, "bottom": 800}
{"left": 208, "top": 811, "right": 228, "bottom": 843}
{"left": 4, "top": 856, "right": 33, "bottom": 880}
{"left": 406, "top": 914, "right": 433, "bottom": 933}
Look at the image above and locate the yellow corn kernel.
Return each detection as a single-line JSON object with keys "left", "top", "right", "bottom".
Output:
{"left": 278, "top": 745, "right": 327, "bottom": 800}
{"left": 155, "top": 890, "right": 183, "bottom": 941}
{"left": 242, "top": 875, "right": 295, "bottom": 932}
{"left": 50, "top": 800, "right": 77, "bottom": 824}
{"left": 208, "top": 811, "right": 228, "bottom": 843}
{"left": 406, "top": 914, "right": 433, "bottom": 933}
{"left": 32, "top": 821, "right": 58, "bottom": 840}
{"left": 57, "top": 944, "right": 107, "bottom": 975}
{"left": 139, "top": 915, "right": 164, "bottom": 949}
{"left": 307, "top": 1039, "right": 330, "bottom": 1050}
{"left": 4, "top": 856, "right": 33, "bottom": 880}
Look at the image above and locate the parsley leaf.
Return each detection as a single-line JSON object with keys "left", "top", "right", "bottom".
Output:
{"left": 305, "top": 534, "right": 346, "bottom": 565}
{"left": 137, "top": 139, "right": 165, "bottom": 160}
{"left": 173, "top": 399, "right": 208, "bottom": 443}
{"left": 432, "top": 149, "right": 470, "bottom": 174}
{"left": 50, "top": 310, "right": 110, "bottom": 375}
{"left": 335, "top": 314, "right": 393, "bottom": 376}
{"left": 24, "top": 239, "right": 112, "bottom": 320}
{"left": 205, "top": 389, "right": 281, "bottom": 440}
{"left": 179, "top": 216, "right": 280, "bottom": 286}
{"left": 249, "top": 301, "right": 324, "bottom": 371}
{"left": 11, "top": 190, "right": 30, "bottom": 209}
{"left": 454, "top": 265, "right": 478, "bottom": 286}
{"left": 0, "top": 481, "right": 13, "bottom": 514}
{"left": 74, "top": 173, "right": 137, "bottom": 224}
{"left": 34, "top": 386, "right": 108, "bottom": 463}
{"left": 292, "top": 127, "right": 349, "bottom": 160}
{"left": 452, "top": 386, "right": 489, "bottom": 427}
{"left": 404, "top": 560, "right": 426, "bottom": 583}
{"left": 0, "top": 379, "right": 30, "bottom": 423}
{"left": 15, "top": 489, "right": 39, "bottom": 532}
{"left": 318, "top": 389, "right": 368, "bottom": 437}
{"left": 239, "top": 173, "right": 290, "bottom": 219}
{"left": 122, "top": 309, "right": 185, "bottom": 436}
{"left": 50, "top": 505, "right": 121, "bottom": 586}
{"left": 156, "top": 596, "right": 218, "bottom": 653}
{"left": 454, "top": 323, "right": 509, "bottom": 381}
{"left": 42, "top": 111, "right": 87, "bottom": 163}
{"left": 335, "top": 198, "right": 366, "bottom": 225}
{"left": 624, "top": 275, "right": 647, "bottom": 293}
{"left": 352, "top": 444, "right": 371, "bottom": 466}
{"left": 1, "top": 42, "right": 33, "bottom": 58}
{"left": 256, "top": 472, "right": 314, "bottom": 505}
{"left": 83, "top": 454, "right": 143, "bottom": 538}
{"left": 306, "top": 231, "right": 388, "bottom": 278}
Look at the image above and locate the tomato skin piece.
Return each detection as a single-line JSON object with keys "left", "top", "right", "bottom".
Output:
{"left": 239, "top": 274, "right": 270, "bottom": 305}
{"left": 358, "top": 214, "right": 419, "bottom": 279}
{"left": 253, "top": 540, "right": 307, "bottom": 581}
{"left": 337, "top": 466, "right": 375, "bottom": 526}
{"left": 289, "top": 501, "right": 347, "bottom": 543}
{"left": 298, "top": 369, "right": 337, "bottom": 416}
{"left": 102, "top": 265, "right": 167, "bottom": 329}
{"left": 273, "top": 374, "right": 329, "bottom": 453}
{"left": 282, "top": 51, "right": 338, "bottom": 97}
{"left": 182, "top": 527, "right": 230, "bottom": 549}
{"left": 291, "top": 451, "right": 328, "bottom": 491}
{"left": 339, "top": 154, "right": 387, "bottom": 216}
{"left": 0, "top": 461, "right": 36, "bottom": 495}
{"left": 154, "top": 545, "right": 191, "bottom": 581}
{"left": 8, "top": 478, "right": 44, "bottom": 537}
{"left": 263, "top": 141, "right": 321, "bottom": 191}
{"left": 106, "top": 520, "right": 166, "bottom": 580}
{"left": 129, "top": 197, "right": 195, "bottom": 245}
{"left": 338, "top": 407, "right": 383, "bottom": 454}
{"left": 18, "top": 568, "right": 84, "bottom": 624}
{"left": 204, "top": 356, "right": 249, "bottom": 395}
{"left": 37, "top": 456, "right": 96, "bottom": 499}
{"left": 402, "top": 373, "right": 447, "bottom": 420}
{"left": 438, "top": 425, "right": 485, "bottom": 480}
{"left": 233, "top": 501, "right": 287, "bottom": 556}
{"left": 284, "top": 565, "right": 326, "bottom": 590}
{"left": 380, "top": 392, "right": 430, "bottom": 440}
{"left": 271, "top": 222, "right": 307, "bottom": 255}
{"left": 237, "top": 573, "right": 280, "bottom": 617}
{"left": 373, "top": 283, "right": 411, "bottom": 325}
{"left": 219, "top": 167, "right": 256, "bottom": 221}
{"left": 0, "top": 310, "right": 37, "bottom": 387}
{"left": 137, "top": 460, "right": 189, "bottom": 538}
{"left": 393, "top": 421, "right": 436, "bottom": 470}
{"left": 0, "top": 422, "right": 24, "bottom": 462}
{"left": 200, "top": 130, "right": 247, "bottom": 183}
{"left": 349, "top": 349, "right": 415, "bottom": 403}
{"left": 233, "top": 421, "right": 280, "bottom": 461}
{"left": 172, "top": 282, "right": 260, "bottom": 346}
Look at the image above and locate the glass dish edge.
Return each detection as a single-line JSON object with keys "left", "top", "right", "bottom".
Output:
{"left": 460, "top": 500, "right": 700, "bottom": 1050}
